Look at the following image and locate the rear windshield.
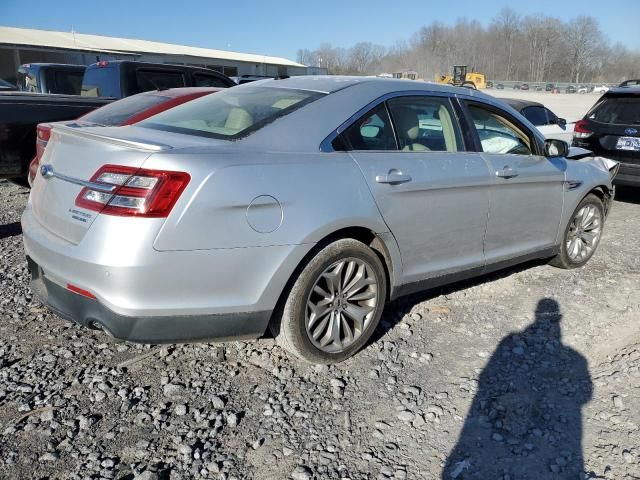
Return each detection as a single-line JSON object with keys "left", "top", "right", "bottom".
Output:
{"left": 141, "top": 86, "right": 325, "bottom": 139}
{"left": 81, "top": 93, "right": 170, "bottom": 125}
{"left": 82, "top": 66, "right": 120, "bottom": 98}
{"left": 588, "top": 95, "right": 640, "bottom": 125}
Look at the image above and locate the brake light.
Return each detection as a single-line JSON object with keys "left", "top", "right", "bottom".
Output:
{"left": 96, "top": 61, "right": 109, "bottom": 68}
{"left": 574, "top": 120, "right": 593, "bottom": 138}
{"left": 29, "top": 124, "right": 53, "bottom": 184}
{"left": 75, "top": 165, "right": 190, "bottom": 217}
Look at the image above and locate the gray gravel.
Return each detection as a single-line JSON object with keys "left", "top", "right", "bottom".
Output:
{"left": 1, "top": 179, "right": 639, "bottom": 479}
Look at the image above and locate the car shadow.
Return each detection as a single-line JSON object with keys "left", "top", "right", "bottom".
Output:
{"left": 614, "top": 186, "right": 640, "bottom": 205}
{"left": 371, "top": 257, "right": 549, "bottom": 345}
{"left": 440, "top": 298, "right": 592, "bottom": 479}
{"left": 0, "top": 221, "right": 22, "bottom": 240}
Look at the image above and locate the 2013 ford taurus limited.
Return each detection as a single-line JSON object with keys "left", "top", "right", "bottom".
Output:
{"left": 22, "top": 77, "right": 618, "bottom": 363}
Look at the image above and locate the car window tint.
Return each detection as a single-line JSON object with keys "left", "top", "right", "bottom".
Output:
{"left": 135, "top": 70, "right": 186, "bottom": 92}
{"left": 587, "top": 96, "right": 640, "bottom": 124}
{"left": 340, "top": 104, "right": 397, "bottom": 151}
{"left": 387, "top": 96, "right": 462, "bottom": 152}
{"left": 53, "top": 71, "right": 83, "bottom": 95}
{"left": 81, "top": 93, "right": 169, "bottom": 125}
{"left": 82, "top": 66, "right": 120, "bottom": 98}
{"left": 467, "top": 104, "right": 532, "bottom": 155}
{"left": 193, "top": 73, "right": 229, "bottom": 88}
{"left": 521, "top": 106, "right": 549, "bottom": 126}
{"left": 544, "top": 108, "right": 558, "bottom": 124}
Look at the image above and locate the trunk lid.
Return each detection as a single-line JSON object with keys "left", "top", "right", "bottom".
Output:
{"left": 30, "top": 125, "right": 173, "bottom": 244}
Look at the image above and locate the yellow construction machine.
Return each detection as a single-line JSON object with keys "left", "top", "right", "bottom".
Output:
{"left": 435, "top": 65, "right": 486, "bottom": 89}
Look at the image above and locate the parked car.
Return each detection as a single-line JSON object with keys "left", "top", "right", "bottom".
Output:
{"left": 593, "top": 85, "right": 610, "bottom": 94}
{"left": 28, "top": 87, "right": 222, "bottom": 185}
{"left": 566, "top": 85, "right": 577, "bottom": 93}
{"left": 502, "top": 98, "right": 575, "bottom": 143}
{"left": 23, "top": 77, "right": 617, "bottom": 363}
{"left": 545, "top": 83, "right": 555, "bottom": 92}
{"left": 572, "top": 86, "right": 640, "bottom": 187}
{"left": 0, "top": 61, "right": 235, "bottom": 185}
{"left": 486, "top": 81, "right": 494, "bottom": 89}
{"left": 513, "top": 83, "right": 521, "bottom": 90}
{"left": 17, "top": 63, "right": 86, "bottom": 95}
{"left": 521, "top": 83, "right": 530, "bottom": 91}
{"left": 496, "top": 83, "right": 505, "bottom": 90}
{"left": 618, "top": 79, "right": 640, "bottom": 87}
{"left": 0, "top": 79, "right": 17, "bottom": 91}
{"left": 577, "top": 85, "right": 593, "bottom": 94}
{"left": 81, "top": 60, "right": 235, "bottom": 99}
{"left": 535, "top": 85, "right": 543, "bottom": 91}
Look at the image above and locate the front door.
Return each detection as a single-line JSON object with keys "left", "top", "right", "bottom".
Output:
{"left": 463, "top": 101, "right": 564, "bottom": 264}
{"left": 342, "top": 95, "right": 492, "bottom": 284}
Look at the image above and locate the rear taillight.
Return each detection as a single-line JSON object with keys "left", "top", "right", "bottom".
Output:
{"left": 574, "top": 120, "right": 593, "bottom": 138}
{"left": 29, "top": 124, "right": 53, "bottom": 184}
{"left": 75, "top": 165, "right": 190, "bottom": 217}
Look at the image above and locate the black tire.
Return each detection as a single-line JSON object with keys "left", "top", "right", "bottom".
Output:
{"left": 550, "top": 193, "right": 605, "bottom": 269}
{"left": 8, "top": 176, "right": 30, "bottom": 188}
{"left": 271, "top": 238, "right": 387, "bottom": 364}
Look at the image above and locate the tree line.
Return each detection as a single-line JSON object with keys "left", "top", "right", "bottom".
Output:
{"left": 297, "top": 8, "right": 639, "bottom": 84}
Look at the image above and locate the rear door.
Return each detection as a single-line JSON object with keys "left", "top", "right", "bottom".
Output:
{"left": 344, "top": 94, "right": 492, "bottom": 284}
{"left": 462, "top": 100, "right": 564, "bottom": 263}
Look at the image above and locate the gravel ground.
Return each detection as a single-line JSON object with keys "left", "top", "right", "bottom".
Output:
{"left": 1, "top": 179, "right": 639, "bottom": 480}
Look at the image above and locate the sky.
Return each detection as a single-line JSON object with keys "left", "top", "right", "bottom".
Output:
{"left": 2, "top": 0, "right": 639, "bottom": 60}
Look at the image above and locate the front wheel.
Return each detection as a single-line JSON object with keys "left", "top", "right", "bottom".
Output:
{"left": 272, "top": 238, "right": 387, "bottom": 364}
{"left": 550, "top": 194, "right": 605, "bottom": 269}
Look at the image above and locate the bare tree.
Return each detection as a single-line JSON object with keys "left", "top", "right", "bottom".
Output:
{"left": 493, "top": 7, "right": 521, "bottom": 80}
{"left": 566, "top": 16, "right": 604, "bottom": 83}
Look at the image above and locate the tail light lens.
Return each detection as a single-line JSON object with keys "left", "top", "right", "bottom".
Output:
{"left": 75, "top": 165, "right": 190, "bottom": 217}
{"left": 29, "top": 124, "right": 53, "bottom": 184}
{"left": 574, "top": 120, "right": 593, "bottom": 138}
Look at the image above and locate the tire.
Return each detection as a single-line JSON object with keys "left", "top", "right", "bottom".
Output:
{"left": 271, "top": 238, "right": 387, "bottom": 364}
{"left": 462, "top": 82, "right": 476, "bottom": 89}
{"left": 550, "top": 194, "right": 605, "bottom": 269}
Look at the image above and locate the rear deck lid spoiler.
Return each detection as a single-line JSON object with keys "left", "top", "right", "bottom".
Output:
{"left": 52, "top": 124, "right": 174, "bottom": 152}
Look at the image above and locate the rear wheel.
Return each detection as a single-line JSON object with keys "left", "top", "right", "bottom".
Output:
{"left": 550, "top": 194, "right": 604, "bottom": 269}
{"left": 272, "top": 238, "right": 387, "bottom": 364}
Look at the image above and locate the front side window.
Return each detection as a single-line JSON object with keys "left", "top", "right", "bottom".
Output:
{"left": 141, "top": 86, "right": 325, "bottom": 139}
{"left": 387, "top": 96, "right": 462, "bottom": 152}
{"left": 338, "top": 104, "right": 397, "bottom": 151}
{"left": 467, "top": 103, "right": 532, "bottom": 155}
{"left": 52, "top": 70, "right": 84, "bottom": 95}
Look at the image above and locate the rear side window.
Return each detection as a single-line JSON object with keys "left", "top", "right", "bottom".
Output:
{"left": 81, "top": 93, "right": 169, "bottom": 125}
{"left": 136, "top": 70, "right": 185, "bottom": 92}
{"left": 339, "top": 104, "right": 397, "bottom": 151}
{"left": 17, "top": 66, "right": 39, "bottom": 92}
{"left": 141, "top": 86, "right": 325, "bottom": 139}
{"left": 587, "top": 96, "right": 640, "bottom": 124}
{"left": 52, "top": 70, "right": 84, "bottom": 95}
{"left": 82, "top": 66, "right": 121, "bottom": 98}
{"left": 521, "top": 106, "right": 549, "bottom": 126}
{"left": 387, "top": 96, "right": 462, "bottom": 152}
{"left": 193, "top": 73, "right": 230, "bottom": 88}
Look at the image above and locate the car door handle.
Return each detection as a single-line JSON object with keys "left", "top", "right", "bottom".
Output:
{"left": 375, "top": 170, "right": 412, "bottom": 185}
{"left": 495, "top": 166, "right": 519, "bottom": 179}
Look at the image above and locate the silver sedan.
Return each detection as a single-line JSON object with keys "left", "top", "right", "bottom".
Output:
{"left": 22, "top": 77, "right": 618, "bottom": 363}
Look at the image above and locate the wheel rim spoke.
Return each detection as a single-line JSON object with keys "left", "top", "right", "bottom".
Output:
{"left": 567, "top": 204, "right": 602, "bottom": 262}
{"left": 305, "top": 256, "right": 379, "bottom": 353}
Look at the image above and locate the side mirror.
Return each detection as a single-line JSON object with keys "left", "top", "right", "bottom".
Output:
{"left": 556, "top": 117, "right": 567, "bottom": 127}
{"left": 544, "top": 138, "right": 569, "bottom": 158}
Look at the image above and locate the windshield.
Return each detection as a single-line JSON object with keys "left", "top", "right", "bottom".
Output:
{"left": 81, "top": 93, "right": 170, "bottom": 125}
{"left": 588, "top": 96, "right": 640, "bottom": 125}
{"left": 141, "top": 86, "right": 325, "bottom": 139}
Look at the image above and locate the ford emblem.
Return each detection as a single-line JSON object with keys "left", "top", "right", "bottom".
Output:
{"left": 40, "top": 164, "right": 54, "bottom": 179}
{"left": 625, "top": 127, "right": 638, "bottom": 135}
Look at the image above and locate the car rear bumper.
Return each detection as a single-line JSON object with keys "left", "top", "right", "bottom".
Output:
{"left": 614, "top": 163, "right": 640, "bottom": 187}
{"left": 28, "top": 256, "right": 271, "bottom": 343}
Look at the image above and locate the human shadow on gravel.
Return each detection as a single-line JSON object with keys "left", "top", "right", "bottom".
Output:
{"left": 0, "top": 221, "right": 22, "bottom": 239}
{"left": 441, "top": 298, "right": 592, "bottom": 479}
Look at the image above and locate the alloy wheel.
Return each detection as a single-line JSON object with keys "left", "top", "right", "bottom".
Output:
{"left": 566, "top": 204, "right": 602, "bottom": 263}
{"left": 305, "top": 258, "right": 379, "bottom": 353}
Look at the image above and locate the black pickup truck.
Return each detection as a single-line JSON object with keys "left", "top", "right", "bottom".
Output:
{"left": 1, "top": 61, "right": 235, "bottom": 185}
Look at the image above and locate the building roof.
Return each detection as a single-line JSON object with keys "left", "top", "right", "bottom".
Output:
{"left": 0, "top": 26, "right": 305, "bottom": 68}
